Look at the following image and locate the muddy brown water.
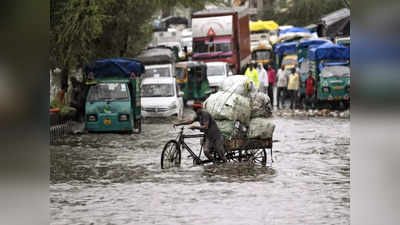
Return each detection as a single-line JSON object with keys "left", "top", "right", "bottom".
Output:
{"left": 50, "top": 114, "right": 350, "bottom": 225}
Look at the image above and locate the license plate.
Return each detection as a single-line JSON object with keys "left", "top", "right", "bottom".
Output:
{"left": 104, "top": 119, "right": 112, "bottom": 125}
{"left": 333, "top": 86, "right": 344, "bottom": 90}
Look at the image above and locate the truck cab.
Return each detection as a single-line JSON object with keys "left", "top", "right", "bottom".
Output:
{"left": 206, "top": 61, "right": 231, "bottom": 92}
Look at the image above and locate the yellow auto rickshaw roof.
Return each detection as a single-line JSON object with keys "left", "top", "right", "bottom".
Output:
{"left": 250, "top": 20, "right": 279, "bottom": 32}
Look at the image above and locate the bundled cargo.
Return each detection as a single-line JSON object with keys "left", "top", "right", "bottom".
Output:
{"left": 247, "top": 118, "right": 275, "bottom": 139}
{"left": 250, "top": 91, "right": 272, "bottom": 118}
{"left": 220, "top": 75, "right": 255, "bottom": 97}
{"left": 215, "top": 120, "right": 247, "bottom": 140}
{"left": 203, "top": 91, "right": 251, "bottom": 125}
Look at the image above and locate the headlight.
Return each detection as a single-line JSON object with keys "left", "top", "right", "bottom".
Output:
{"left": 119, "top": 114, "right": 129, "bottom": 121}
{"left": 323, "top": 87, "right": 330, "bottom": 93}
{"left": 87, "top": 114, "right": 97, "bottom": 122}
{"left": 169, "top": 103, "right": 177, "bottom": 110}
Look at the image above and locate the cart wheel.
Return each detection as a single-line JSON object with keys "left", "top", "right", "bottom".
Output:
{"left": 248, "top": 148, "right": 267, "bottom": 166}
{"left": 161, "top": 140, "right": 181, "bottom": 169}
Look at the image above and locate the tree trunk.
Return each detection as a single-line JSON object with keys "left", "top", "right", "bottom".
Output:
{"left": 61, "top": 67, "right": 70, "bottom": 91}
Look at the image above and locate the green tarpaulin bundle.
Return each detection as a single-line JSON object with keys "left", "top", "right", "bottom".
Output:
{"left": 247, "top": 118, "right": 275, "bottom": 139}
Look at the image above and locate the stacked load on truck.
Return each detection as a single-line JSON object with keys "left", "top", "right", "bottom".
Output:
{"left": 203, "top": 75, "right": 275, "bottom": 140}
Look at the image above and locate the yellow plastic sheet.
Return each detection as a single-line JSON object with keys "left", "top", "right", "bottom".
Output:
{"left": 250, "top": 20, "right": 279, "bottom": 31}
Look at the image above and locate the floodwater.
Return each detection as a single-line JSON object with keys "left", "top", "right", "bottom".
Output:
{"left": 50, "top": 113, "right": 350, "bottom": 225}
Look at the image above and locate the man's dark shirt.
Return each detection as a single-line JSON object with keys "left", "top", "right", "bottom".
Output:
{"left": 193, "top": 110, "right": 222, "bottom": 141}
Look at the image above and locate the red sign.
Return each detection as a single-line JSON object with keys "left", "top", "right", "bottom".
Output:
{"left": 207, "top": 28, "right": 216, "bottom": 37}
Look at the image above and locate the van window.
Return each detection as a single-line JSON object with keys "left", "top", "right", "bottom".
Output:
{"left": 141, "top": 83, "right": 174, "bottom": 97}
{"left": 144, "top": 67, "right": 171, "bottom": 78}
{"left": 175, "top": 67, "right": 186, "bottom": 79}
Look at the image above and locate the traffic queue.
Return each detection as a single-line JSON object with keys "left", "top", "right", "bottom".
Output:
{"left": 50, "top": 7, "right": 350, "bottom": 134}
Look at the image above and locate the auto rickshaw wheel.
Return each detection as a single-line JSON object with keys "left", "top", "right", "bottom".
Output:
{"left": 161, "top": 140, "right": 181, "bottom": 169}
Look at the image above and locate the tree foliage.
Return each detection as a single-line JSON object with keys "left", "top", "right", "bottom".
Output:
{"left": 260, "top": 0, "right": 348, "bottom": 27}
{"left": 50, "top": 0, "right": 220, "bottom": 90}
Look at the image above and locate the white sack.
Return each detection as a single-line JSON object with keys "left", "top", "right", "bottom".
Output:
{"left": 203, "top": 91, "right": 251, "bottom": 125}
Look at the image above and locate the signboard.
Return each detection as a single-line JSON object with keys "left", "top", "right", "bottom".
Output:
{"left": 192, "top": 15, "right": 233, "bottom": 38}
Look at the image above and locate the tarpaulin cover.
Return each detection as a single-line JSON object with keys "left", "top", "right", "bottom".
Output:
{"left": 250, "top": 20, "right": 279, "bottom": 31}
{"left": 85, "top": 58, "right": 145, "bottom": 79}
{"left": 308, "top": 43, "right": 350, "bottom": 60}
{"left": 274, "top": 41, "right": 297, "bottom": 55}
{"left": 136, "top": 47, "right": 176, "bottom": 65}
{"left": 297, "top": 39, "right": 331, "bottom": 49}
{"left": 279, "top": 27, "right": 311, "bottom": 35}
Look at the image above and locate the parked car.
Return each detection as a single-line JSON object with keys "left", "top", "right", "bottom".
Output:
{"left": 141, "top": 77, "right": 184, "bottom": 119}
{"left": 206, "top": 62, "right": 231, "bottom": 93}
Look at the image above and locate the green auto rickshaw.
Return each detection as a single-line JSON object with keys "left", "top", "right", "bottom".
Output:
{"left": 175, "top": 61, "right": 210, "bottom": 105}
{"left": 306, "top": 43, "right": 350, "bottom": 108}
{"left": 297, "top": 38, "right": 331, "bottom": 105}
{"left": 84, "top": 58, "right": 145, "bottom": 133}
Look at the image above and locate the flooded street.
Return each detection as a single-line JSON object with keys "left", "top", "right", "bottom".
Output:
{"left": 50, "top": 112, "right": 350, "bottom": 225}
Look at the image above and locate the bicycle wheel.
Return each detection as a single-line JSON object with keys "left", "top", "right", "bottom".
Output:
{"left": 161, "top": 140, "right": 181, "bottom": 169}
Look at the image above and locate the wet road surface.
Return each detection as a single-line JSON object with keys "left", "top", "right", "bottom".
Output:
{"left": 50, "top": 113, "right": 350, "bottom": 225}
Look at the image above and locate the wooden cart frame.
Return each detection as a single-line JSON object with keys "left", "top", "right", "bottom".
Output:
{"left": 161, "top": 127, "right": 273, "bottom": 169}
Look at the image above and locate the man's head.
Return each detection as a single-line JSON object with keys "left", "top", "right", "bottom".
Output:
{"left": 308, "top": 71, "right": 313, "bottom": 77}
{"left": 291, "top": 68, "right": 296, "bottom": 74}
{"left": 249, "top": 63, "right": 254, "bottom": 70}
{"left": 192, "top": 102, "right": 203, "bottom": 114}
{"left": 281, "top": 64, "right": 285, "bottom": 70}
{"left": 267, "top": 64, "right": 272, "bottom": 70}
{"left": 257, "top": 63, "right": 263, "bottom": 69}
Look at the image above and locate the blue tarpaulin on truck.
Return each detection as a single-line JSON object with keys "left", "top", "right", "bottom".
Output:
{"left": 274, "top": 42, "right": 297, "bottom": 55}
{"left": 279, "top": 27, "right": 311, "bottom": 35}
{"left": 307, "top": 43, "right": 350, "bottom": 60}
{"left": 297, "top": 39, "right": 330, "bottom": 49}
{"left": 85, "top": 58, "right": 145, "bottom": 79}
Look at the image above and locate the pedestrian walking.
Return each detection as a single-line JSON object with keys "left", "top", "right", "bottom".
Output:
{"left": 257, "top": 63, "right": 268, "bottom": 94}
{"left": 69, "top": 77, "right": 86, "bottom": 122}
{"left": 276, "top": 65, "right": 288, "bottom": 109}
{"left": 287, "top": 68, "right": 300, "bottom": 110}
{"left": 305, "top": 71, "right": 316, "bottom": 110}
{"left": 245, "top": 62, "right": 259, "bottom": 88}
{"left": 267, "top": 64, "right": 276, "bottom": 106}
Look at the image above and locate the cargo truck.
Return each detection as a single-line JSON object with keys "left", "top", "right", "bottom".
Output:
{"left": 191, "top": 7, "right": 251, "bottom": 74}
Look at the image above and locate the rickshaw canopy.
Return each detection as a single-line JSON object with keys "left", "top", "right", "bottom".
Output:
{"left": 307, "top": 43, "right": 350, "bottom": 61}
{"left": 250, "top": 20, "right": 279, "bottom": 32}
{"left": 84, "top": 58, "right": 145, "bottom": 80}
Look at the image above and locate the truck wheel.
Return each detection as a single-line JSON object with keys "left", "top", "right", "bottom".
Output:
{"left": 133, "top": 119, "right": 141, "bottom": 134}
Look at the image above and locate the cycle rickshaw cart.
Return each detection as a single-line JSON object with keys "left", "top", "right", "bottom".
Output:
{"left": 161, "top": 126, "right": 274, "bottom": 169}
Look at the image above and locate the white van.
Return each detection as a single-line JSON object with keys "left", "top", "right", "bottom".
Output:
{"left": 206, "top": 62, "right": 232, "bottom": 92}
{"left": 141, "top": 77, "right": 184, "bottom": 119}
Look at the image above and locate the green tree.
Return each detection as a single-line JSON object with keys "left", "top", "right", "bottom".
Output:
{"left": 50, "top": 0, "right": 107, "bottom": 90}
{"left": 260, "top": 0, "right": 348, "bottom": 27}
{"left": 50, "top": 0, "right": 221, "bottom": 91}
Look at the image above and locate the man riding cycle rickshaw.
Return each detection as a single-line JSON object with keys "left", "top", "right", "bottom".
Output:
{"left": 173, "top": 102, "right": 227, "bottom": 162}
